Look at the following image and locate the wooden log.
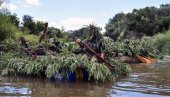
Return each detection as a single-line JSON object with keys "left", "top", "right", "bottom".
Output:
{"left": 39, "top": 23, "right": 48, "bottom": 43}
{"left": 78, "top": 42, "right": 115, "bottom": 69}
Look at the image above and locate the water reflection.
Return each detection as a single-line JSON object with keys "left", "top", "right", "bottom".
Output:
{"left": 0, "top": 76, "right": 31, "bottom": 96}
{"left": 0, "top": 76, "right": 112, "bottom": 97}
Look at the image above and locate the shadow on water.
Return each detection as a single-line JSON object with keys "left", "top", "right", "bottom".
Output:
{"left": 0, "top": 62, "right": 170, "bottom": 97}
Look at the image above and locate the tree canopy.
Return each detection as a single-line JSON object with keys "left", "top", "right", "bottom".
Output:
{"left": 105, "top": 4, "right": 170, "bottom": 41}
{"left": 68, "top": 24, "right": 102, "bottom": 42}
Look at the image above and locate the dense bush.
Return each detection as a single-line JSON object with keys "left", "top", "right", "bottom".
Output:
{"left": 152, "top": 30, "right": 170, "bottom": 55}
{"left": 2, "top": 38, "right": 20, "bottom": 51}
{"left": 0, "top": 13, "right": 22, "bottom": 42}
{"left": 23, "top": 34, "right": 39, "bottom": 46}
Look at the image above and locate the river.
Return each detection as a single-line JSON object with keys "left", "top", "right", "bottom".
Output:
{"left": 0, "top": 62, "right": 170, "bottom": 97}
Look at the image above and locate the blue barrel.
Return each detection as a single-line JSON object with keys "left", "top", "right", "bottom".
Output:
{"left": 60, "top": 68, "right": 89, "bottom": 81}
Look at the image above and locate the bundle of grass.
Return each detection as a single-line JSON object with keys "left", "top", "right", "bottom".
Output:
{"left": 1, "top": 42, "right": 132, "bottom": 82}
{"left": 1, "top": 53, "right": 132, "bottom": 82}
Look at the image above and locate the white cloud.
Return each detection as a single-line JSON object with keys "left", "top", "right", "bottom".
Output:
{"left": 61, "top": 17, "right": 95, "bottom": 26}
{"left": 25, "top": 0, "right": 40, "bottom": 6}
{"left": 35, "top": 18, "right": 48, "bottom": 22}
{"left": 22, "top": 4, "right": 29, "bottom": 8}
{"left": 47, "top": 17, "right": 107, "bottom": 32}
{"left": 10, "top": 4, "right": 18, "bottom": 11}
{"left": 0, "top": 3, "right": 18, "bottom": 11}
{"left": 101, "top": 12, "right": 109, "bottom": 17}
{"left": 48, "top": 17, "right": 108, "bottom": 32}
{"left": 15, "top": 0, "right": 29, "bottom": 8}
{"left": 54, "top": 17, "right": 96, "bottom": 30}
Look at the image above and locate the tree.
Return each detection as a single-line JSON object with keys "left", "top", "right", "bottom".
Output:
{"left": 35, "top": 21, "right": 45, "bottom": 35}
{"left": 105, "top": 4, "right": 170, "bottom": 40}
{"left": 68, "top": 24, "right": 102, "bottom": 42}
{"left": 9, "top": 13, "right": 20, "bottom": 27}
{"left": 47, "top": 27, "right": 63, "bottom": 38}
{"left": 105, "top": 12, "right": 126, "bottom": 41}
{"left": 22, "top": 15, "right": 36, "bottom": 34}
{"left": 0, "top": 13, "right": 20, "bottom": 42}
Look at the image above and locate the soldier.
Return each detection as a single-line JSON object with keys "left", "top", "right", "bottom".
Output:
{"left": 75, "top": 38, "right": 105, "bottom": 59}
{"left": 139, "top": 47, "right": 149, "bottom": 57}
{"left": 20, "top": 36, "right": 30, "bottom": 48}
{"left": 20, "top": 37, "right": 32, "bottom": 56}
{"left": 49, "top": 38, "right": 62, "bottom": 53}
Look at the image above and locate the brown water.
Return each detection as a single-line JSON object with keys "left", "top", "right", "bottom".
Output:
{"left": 0, "top": 62, "right": 170, "bottom": 97}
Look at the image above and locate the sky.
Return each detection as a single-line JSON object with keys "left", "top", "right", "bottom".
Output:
{"left": 2, "top": 0, "right": 170, "bottom": 31}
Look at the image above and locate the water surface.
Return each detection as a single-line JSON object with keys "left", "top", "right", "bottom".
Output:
{"left": 109, "top": 63, "right": 170, "bottom": 97}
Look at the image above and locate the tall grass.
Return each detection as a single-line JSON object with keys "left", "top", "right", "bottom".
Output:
{"left": 24, "top": 35, "right": 39, "bottom": 46}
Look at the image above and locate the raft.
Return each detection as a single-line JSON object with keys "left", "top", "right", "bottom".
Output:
{"left": 136, "top": 56, "right": 157, "bottom": 63}
{"left": 146, "top": 57, "right": 157, "bottom": 63}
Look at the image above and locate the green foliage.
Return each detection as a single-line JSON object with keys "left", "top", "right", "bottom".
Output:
{"left": 47, "top": 27, "right": 63, "bottom": 38}
{"left": 0, "top": 13, "right": 21, "bottom": 42}
{"left": 2, "top": 38, "right": 20, "bottom": 51}
{"left": 35, "top": 21, "right": 45, "bottom": 34}
{"left": 22, "top": 15, "right": 36, "bottom": 34}
{"left": 102, "top": 36, "right": 158, "bottom": 59}
{"left": 88, "top": 63, "right": 112, "bottom": 81}
{"left": 21, "top": 14, "right": 66, "bottom": 37}
{"left": 102, "top": 37, "right": 118, "bottom": 59}
{"left": 111, "top": 60, "right": 132, "bottom": 78}
{"left": 9, "top": 13, "right": 20, "bottom": 27}
{"left": 105, "top": 13, "right": 126, "bottom": 41}
{"left": 105, "top": 4, "right": 170, "bottom": 41}
{"left": 0, "top": 42, "right": 132, "bottom": 82}
{"left": 0, "top": 8, "right": 135, "bottom": 82}
{"left": 152, "top": 30, "right": 170, "bottom": 55}
{"left": 24, "top": 35, "right": 39, "bottom": 46}
{"left": 68, "top": 24, "right": 102, "bottom": 42}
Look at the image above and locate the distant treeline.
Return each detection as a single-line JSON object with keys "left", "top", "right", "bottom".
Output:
{"left": 1, "top": 4, "right": 170, "bottom": 42}
{"left": 0, "top": 12, "right": 66, "bottom": 42}
{"left": 105, "top": 4, "right": 170, "bottom": 41}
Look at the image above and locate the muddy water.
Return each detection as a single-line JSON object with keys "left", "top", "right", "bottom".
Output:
{"left": 0, "top": 62, "right": 170, "bottom": 97}
{"left": 109, "top": 63, "right": 170, "bottom": 97}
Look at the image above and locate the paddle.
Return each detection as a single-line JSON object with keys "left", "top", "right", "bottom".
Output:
{"left": 77, "top": 41, "right": 115, "bottom": 69}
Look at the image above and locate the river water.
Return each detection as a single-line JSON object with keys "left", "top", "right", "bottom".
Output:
{"left": 0, "top": 62, "right": 170, "bottom": 97}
